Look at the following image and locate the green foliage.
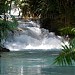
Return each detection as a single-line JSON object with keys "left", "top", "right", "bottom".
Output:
{"left": 0, "top": 0, "right": 10, "bottom": 14}
{"left": 70, "top": 38, "right": 75, "bottom": 49}
{"left": 11, "top": 15, "right": 18, "bottom": 26}
{"left": 0, "top": 0, "right": 16, "bottom": 15}
{"left": 59, "top": 27, "right": 75, "bottom": 36}
{"left": 54, "top": 39, "right": 75, "bottom": 65}
{"left": 0, "top": 20, "right": 8, "bottom": 40}
{"left": 13, "top": 0, "right": 75, "bottom": 30}
{"left": 0, "top": 0, "right": 18, "bottom": 49}
{"left": 0, "top": 16, "right": 18, "bottom": 43}
{"left": 14, "top": 0, "right": 30, "bottom": 17}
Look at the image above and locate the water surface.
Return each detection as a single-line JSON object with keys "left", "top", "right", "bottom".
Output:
{"left": 0, "top": 50, "right": 75, "bottom": 75}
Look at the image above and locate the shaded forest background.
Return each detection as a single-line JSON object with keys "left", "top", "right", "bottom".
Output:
{"left": 0, "top": 0, "right": 75, "bottom": 35}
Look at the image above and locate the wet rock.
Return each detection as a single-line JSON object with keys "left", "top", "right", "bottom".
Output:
{"left": 0, "top": 46, "right": 10, "bottom": 52}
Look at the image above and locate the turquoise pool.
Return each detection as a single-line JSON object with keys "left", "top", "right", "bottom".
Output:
{"left": 0, "top": 50, "right": 75, "bottom": 75}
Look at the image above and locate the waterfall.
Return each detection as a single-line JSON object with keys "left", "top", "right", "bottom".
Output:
{"left": 4, "top": 20, "right": 69, "bottom": 51}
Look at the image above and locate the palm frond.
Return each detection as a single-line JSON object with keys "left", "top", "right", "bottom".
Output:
{"left": 54, "top": 41, "right": 75, "bottom": 65}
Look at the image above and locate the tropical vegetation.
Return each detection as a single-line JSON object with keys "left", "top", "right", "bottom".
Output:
{"left": 13, "top": 0, "right": 75, "bottom": 34}
{"left": 0, "top": 0, "right": 18, "bottom": 50}
{"left": 54, "top": 27, "right": 75, "bottom": 65}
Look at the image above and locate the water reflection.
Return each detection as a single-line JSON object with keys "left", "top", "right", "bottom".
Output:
{"left": 1, "top": 51, "right": 75, "bottom": 75}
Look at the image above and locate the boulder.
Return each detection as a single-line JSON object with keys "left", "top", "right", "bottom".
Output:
{"left": 0, "top": 46, "right": 10, "bottom": 52}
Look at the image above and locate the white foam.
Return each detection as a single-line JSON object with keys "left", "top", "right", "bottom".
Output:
{"left": 4, "top": 21, "right": 69, "bottom": 51}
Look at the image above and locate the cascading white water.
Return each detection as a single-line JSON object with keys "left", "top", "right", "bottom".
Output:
{"left": 4, "top": 20, "right": 69, "bottom": 51}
